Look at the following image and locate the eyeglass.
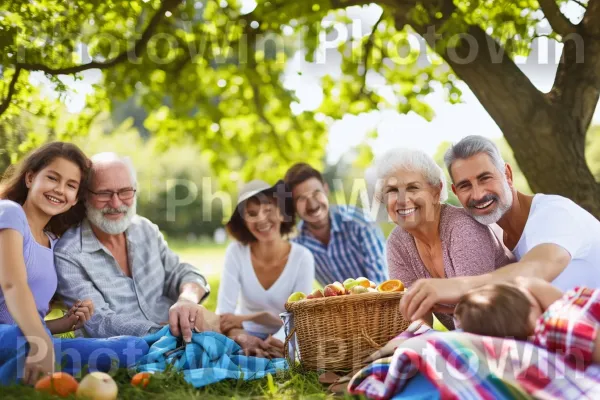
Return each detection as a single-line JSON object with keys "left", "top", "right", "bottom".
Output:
{"left": 88, "top": 188, "right": 137, "bottom": 202}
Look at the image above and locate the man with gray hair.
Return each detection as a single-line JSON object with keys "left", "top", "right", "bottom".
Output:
{"left": 54, "top": 153, "right": 217, "bottom": 341}
{"left": 400, "top": 135, "right": 600, "bottom": 322}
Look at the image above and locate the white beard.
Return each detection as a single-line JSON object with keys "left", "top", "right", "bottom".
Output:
{"left": 470, "top": 179, "right": 513, "bottom": 225}
{"left": 86, "top": 200, "right": 137, "bottom": 235}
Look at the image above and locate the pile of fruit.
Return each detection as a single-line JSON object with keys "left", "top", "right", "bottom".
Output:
{"left": 287, "top": 278, "right": 405, "bottom": 303}
{"left": 34, "top": 370, "right": 153, "bottom": 399}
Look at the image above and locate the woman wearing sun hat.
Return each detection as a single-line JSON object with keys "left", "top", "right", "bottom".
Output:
{"left": 216, "top": 179, "right": 315, "bottom": 357}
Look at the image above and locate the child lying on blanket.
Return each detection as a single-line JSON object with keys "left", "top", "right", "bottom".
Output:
{"left": 455, "top": 276, "right": 600, "bottom": 369}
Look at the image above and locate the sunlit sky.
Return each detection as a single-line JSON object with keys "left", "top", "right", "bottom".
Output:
{"left": 37, "top": 1, "right": 599, "bottom": 165}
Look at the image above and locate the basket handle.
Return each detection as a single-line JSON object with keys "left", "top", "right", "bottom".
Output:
{"left": 360, "top": 327, "right": 384, "bottom": 349}
{"left": 283, "top": 327, "right": 296, "bottom": 361}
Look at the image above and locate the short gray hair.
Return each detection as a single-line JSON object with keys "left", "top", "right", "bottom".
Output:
{"left": 90, "top": 152, "right": 138, "bottom": 188}
{"left": 444, "top": 135, "right": 506, "bottom": 181}
{"left": 372, "top": 148, "right": 448, "bottom": 203}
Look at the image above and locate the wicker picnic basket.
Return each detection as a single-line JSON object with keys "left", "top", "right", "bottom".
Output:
{"left": 283, "top": 291, "right": 410, "bottom": 372}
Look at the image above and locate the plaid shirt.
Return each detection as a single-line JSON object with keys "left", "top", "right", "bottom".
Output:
{"left": 534, "top": 286, "right": 600, "bottom": 370}
{"left": 54, "top": 217, "right": 209, "bottom": 338}
{"left": 292, "top": 205, "right": 388, "bottom": 286}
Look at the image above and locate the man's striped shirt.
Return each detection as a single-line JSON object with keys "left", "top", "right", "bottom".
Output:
{"left": 292, "top": 205, "right": 388, "bottom": 286}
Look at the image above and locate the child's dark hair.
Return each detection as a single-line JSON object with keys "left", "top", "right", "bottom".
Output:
{"left": 454, "top": 283, "right": 533, "bottom": 340}
{"left": 0, "top": 142, "right": 90, "bottom": 236}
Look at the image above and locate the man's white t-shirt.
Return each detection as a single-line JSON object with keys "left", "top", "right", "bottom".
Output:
{"left": 216, "top": 241, "right": 315, "bottom": 335}
{"left": 512, "top": 194, "right": 600, "bottom": 290}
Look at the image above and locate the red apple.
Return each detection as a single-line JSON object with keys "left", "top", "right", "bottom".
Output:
{"left": 323, "top": 285, "right": 338, "bottom": 297}
{"left": 307, "top": 289, "right": 324, "bottom": 299}
{"left": 331, "top": 282, "right": 346, "bottom": 295}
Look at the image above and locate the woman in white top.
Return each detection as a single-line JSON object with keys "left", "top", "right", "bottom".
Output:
{"left": 216, "top": 180, "right": 315, "bottom": 355}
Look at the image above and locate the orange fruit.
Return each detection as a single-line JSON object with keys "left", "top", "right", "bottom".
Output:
{"left": 355, "top": 277, "right": 371, "bottom": 288}
{"left": 376, "top": 279, "right": 405, "bottom": 293}
{"left": 35, "top": 372, "right": 79, "bottom": 397}
{"left": 131, "top": 372, "right": 152, "bottom": 388}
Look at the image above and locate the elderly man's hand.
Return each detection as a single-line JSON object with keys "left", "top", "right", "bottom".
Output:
{"left": 169, "top": 299, "right": 204, "bottom": 342}
{"left": 399, "top": 278, "right": 464, "bottom": 322}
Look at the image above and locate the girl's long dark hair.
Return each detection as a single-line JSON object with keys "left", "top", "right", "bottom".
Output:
{"left": 0, "top": 142, "right": 91, "bottom": 236}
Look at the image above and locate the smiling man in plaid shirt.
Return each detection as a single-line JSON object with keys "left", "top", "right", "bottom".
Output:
{"left": 284, "top": 163, "right": 388, "bottom": 286}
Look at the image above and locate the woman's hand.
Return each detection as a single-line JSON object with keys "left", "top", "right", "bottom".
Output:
{"left": 220, "top": 313, "right": 245, "bottom": 333}
{"left": 23, "top": 335, "right": 55, "bottom": 385}
{"left": 264, "top": 335, "right": 284, "bottom": 358}
{"left": 232, "top": 332, "right": 270, "bottom": 357}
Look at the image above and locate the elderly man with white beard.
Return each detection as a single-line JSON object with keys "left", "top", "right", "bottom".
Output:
{"left": 54, "top": 153, "right": 216, "bottom": 342}
{"left": 400, "top": 135, "right": 600, "bottom": 323}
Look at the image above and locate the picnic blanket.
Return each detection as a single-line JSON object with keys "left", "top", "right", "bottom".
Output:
{"left": 348, "top": 325, "right": 600, "bottom": 400}
{"left": 136, "top": 326, "right": 288, "bottom": 388}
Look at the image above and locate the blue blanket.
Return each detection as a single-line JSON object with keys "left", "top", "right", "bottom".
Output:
{"left": 136, "top": 326, "right": 288, "bottom": 388}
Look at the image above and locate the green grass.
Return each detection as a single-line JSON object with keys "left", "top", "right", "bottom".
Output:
{"left": 3, "top": 243, "right": 362, "bottom": 399}
{"left": 1, "top": 366, "right": 352, "bottom": 400}
{"left": 169, "top": 240, "right": 229, "bottom": 279}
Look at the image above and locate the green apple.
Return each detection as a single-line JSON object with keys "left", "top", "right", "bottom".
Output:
{"left": 350, "top": 286, "right": 369, "bottom": 294}
{"left": 343, "top": 279, "right": 359, "bottom": 291}
{"left": 287, "top": 292, "right": 306, "bottom": 303}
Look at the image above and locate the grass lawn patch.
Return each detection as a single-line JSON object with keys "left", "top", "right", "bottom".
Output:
{"left": 1, "top": 366, "right": 359, "bottom": 399}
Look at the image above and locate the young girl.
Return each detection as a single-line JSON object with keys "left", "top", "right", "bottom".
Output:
{"left": 216, "top": 180, "right": 315, "bottom": 358}
{"left": 0, "top": 142, "right": 147, "bottom": 386}
{"left": 455, "top": 277, "right": 600, "bottom": 369}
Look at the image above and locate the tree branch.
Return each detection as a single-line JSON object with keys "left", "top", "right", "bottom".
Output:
{"left": 538, "top": 0, "right": 578, "bottom": 36}
{"left": 403, "top": 0, "right": 547, "bottom": 132}
{"left": 360, "top": 11, "right": 385, "bottom": 95}
{"left": 16, "top": 0, "right": 180, "bottom": 75}
{"left": 248, "top": 77, "right": 290, "bottom": 162}
{"left": 551, "top": 0, "right": 600, "bottom": 131}
{"left": 583, "top": 0, "right": 600, "bottom": 37}
{"left": 0, "top": 66, "right": 22, "bottom": 116}
{"left": 571, "top": 0, "right": 587, "bottom": 9}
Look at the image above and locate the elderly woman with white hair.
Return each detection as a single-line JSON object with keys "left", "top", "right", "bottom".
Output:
{"left": 372, "top": 148, "right": 512, "bottom": 329}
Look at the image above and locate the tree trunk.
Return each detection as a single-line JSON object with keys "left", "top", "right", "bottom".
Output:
{"left": 507, "top": 111, "right": 600, "bottom": 216}
{"left": 395, "top": 0, "right": 600, "bottom": 218}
